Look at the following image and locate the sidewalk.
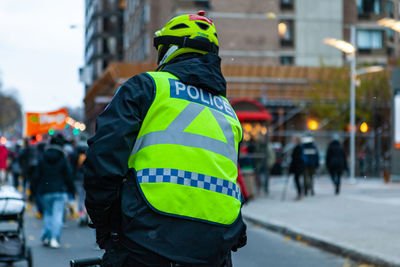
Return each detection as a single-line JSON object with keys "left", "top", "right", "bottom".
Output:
{"left": 242, "top": 176, "right": 400, "bottom": 267}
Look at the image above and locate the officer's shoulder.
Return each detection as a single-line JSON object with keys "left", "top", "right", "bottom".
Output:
{"left": 118, "top": 73, "right": 155, "bottom": 94}
{"left": 124, "top": 72, "right": 154, "bottom": 86}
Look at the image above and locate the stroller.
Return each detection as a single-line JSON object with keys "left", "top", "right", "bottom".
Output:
{"left": 0, "top": 186, "right": 32, "bottom": 266}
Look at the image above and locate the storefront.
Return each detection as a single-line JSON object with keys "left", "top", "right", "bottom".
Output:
{"left": 231, "top": 98, "right": 272, "bottom": 197}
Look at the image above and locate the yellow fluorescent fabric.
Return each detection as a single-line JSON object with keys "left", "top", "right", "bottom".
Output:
{"left": 129, "top": 71, "right": 242, "bottom": 225}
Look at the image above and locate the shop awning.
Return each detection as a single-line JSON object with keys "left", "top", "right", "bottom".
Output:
{"left": 231, "top": 98, "right": 272, "bottom": 122}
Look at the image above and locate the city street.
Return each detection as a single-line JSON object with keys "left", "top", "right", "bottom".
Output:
{"left": 3, "top": 208, "right": 102, "bottom": 267}
{"left": 232, "top": 223, "right": 356, "bottom": 267}
{"left": 0, "top": 202, "right": 359, "bottom": 267}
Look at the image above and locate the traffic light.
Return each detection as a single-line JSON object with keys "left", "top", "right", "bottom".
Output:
{"left": 73, "top": 128, "right": 80, "bottom": 135}
{"left": 0, "top": 137, "right": 6, "bottom": 145}
{"left": 48, "top": 128, "right": 55, "bottom": 135}
{"left": 35, "top": 134, "right": 43, "bottom": 142}
{"left": 307, "top": 119, "right": 319, "bottom": 131}
{"left": 360, "top": 122, "right": 368, "bottom": 133}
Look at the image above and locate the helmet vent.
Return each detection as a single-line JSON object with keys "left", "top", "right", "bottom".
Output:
{"left": 214, "top": 32, "right": 218, "bottom": 38}
{"left": 195, "top": 22, "right": 210, "bottom": 30}
{"left": 170, "top": 23, "right": 189, "bottom": 30}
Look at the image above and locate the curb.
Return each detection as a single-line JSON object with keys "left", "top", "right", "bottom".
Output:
{"left": 243, "top": 215, "right": 400, "bottom": 267}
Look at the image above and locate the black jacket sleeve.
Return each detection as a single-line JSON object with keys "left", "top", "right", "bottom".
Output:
{"left": 83, "top": 73, "right": 154, "bottom": 231}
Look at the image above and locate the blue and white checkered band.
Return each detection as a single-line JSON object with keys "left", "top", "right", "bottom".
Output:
{"left": 136, "top": 168, "right": 241, "bottom": 201}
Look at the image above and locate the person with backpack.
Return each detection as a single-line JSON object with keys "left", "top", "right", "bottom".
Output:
{"left": 301, "top": 135, "right": 319, "bottom": 196}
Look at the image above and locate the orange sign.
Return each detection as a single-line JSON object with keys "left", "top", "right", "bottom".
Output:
{"left": 25, "top": 108, "right": 68, "bottom": 137}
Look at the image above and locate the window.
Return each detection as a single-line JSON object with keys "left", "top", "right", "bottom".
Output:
{"left": 387, "top": 28, "right": 394, "bottom": 42}
{"left": 280, "top": 56, "right": 294, "bottom": 65}
{"left": 398, "top": 1, "right": 400, "bottom": 16}
{"left": 279, "top": 20, "right": 294, "bottom": 47}
{"left": 387, "top": 46, "right": 394, "bottom": 57}
{"left": 357, "top": 29, "right": 383, "bottom": 51}
{"left": 386, "top": 0, "right": 394, "bottom": 17}
{"left": 194, "top": 0, "right": 210, "bottom": 9}
{"left": 281, "top": 0, "right": 294, "bottom": 10}
{"left": 357, "top": 0, "right": 382, "bottom": 18}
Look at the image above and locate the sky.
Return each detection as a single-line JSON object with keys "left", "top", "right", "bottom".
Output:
{"left": 0, "top": 1, "right": 84, "bottom": 113}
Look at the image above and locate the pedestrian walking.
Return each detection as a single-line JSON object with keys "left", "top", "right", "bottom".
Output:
{"left": 64, "top": 139, "right": 79, "bottom": 219}
{"left": 301, "top": 135, "right": 319, "bottom": 196}
{"left": 74, "top": 144, "right": 88, "bottom": 226}
{"left": 289, "top": 136, "right": 304, "bottom": 200}
{"left": 326, "top": 135, "right": 348, "bottom": 195}
{"left": 258, "top": 141, "right": 275, "bottom": 195}
{"left": 19, "top": 138, "right": 38, "bottom": 194}
{"left": 9, "top": 145, "right": 21, "bottom": 189}
{"left": 35, "top": 134, "right": 75, "bottom": 249}
{"left": 0, "top": 143, "right": 8, "bottom": 185}
{"left": 239, "top": 144, "right": 257, "bottom": 198}
{"left": 30, "top": 142, "right": 46, "bottom": 219}
{"left": 237, "top": 166, "right": 250, "bottom": 204}
{"left": 84, "top": 11, "right": 246, "bottom": 266}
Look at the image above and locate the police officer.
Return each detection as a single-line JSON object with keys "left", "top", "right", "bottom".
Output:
{"left": 84, "top": 11, "right": 247, "bottom": 266}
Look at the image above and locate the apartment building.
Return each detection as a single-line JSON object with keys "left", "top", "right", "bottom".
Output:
{"left": 81, "top": 0, "right": 125, "bottom": 89}
{"left": 345, "top": 0, "right": 400, "bottom": 65}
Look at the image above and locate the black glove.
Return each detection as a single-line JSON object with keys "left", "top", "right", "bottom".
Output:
{"left": 96, "top": 229, "right": 110, "bottom": 249}
{"left": 232, "top": 224, "right": 247, "bottom": 252}
{"left": 232, "top": 234, "right": 247, "bottom": 252}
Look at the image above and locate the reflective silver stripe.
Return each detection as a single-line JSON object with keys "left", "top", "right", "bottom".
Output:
{"left": 132, "top": 102, "right": 238, "bottom": 163}
{"left": 137, "top": 168, "right": 241, "bottom": 201}
{"left": 166, "top": 101, "right": 204, "bottom": 131}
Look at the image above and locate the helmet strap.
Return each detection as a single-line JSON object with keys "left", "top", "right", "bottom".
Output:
{"left": 154, "top": 36, "right": 219, "bottom": 55}
{"left": 158, "top": 45, "right": 179, "bottom": 66}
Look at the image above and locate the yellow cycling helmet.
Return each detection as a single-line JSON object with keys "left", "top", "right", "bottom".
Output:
{"left": 154, "top": 10, "right": 219, "bottom": 66}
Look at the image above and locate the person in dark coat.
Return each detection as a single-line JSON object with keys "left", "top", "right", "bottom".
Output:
{"left": 84, "top": 12, "right": 246, "bottom": 266}
{"left": 9, "top": 145, "right": 21, "bottom": 188}
{"left": 326, "top": 135, "right": 348, "bottom": 195}
{"left": 74, "top": 144, "right": 88, "bottom": 226}
{"left": 28, "top": 142, "right": 46, "bottom": 218}
{"left": 36, "top": 134, "right": 75, "bottom": 248}
{"left": 19, "top": 138, "right": 39, "bottom": 194}
{"left": 289, "top": 136, "right": 304, "bottom": 200}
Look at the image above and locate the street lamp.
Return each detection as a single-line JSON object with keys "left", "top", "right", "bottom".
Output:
{"left": 307, "top": 119, "right": 319, "bottom": 131}
{"left": 378, "top": 18, "right": 400, "bottom": 32}
{"left": 324, "top": 26, "right": 357, "bottom": 181}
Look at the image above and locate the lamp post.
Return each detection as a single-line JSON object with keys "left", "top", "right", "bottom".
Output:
{"left": 323, "top": 27, "right": 384, "bottom": 181}
{"left": 349, "top": 26, "right": 356, "bottom": 181}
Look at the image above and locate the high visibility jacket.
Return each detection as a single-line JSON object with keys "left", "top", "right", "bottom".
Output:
{"left": 128, "top": 71, "right": 242, "bottom": 225}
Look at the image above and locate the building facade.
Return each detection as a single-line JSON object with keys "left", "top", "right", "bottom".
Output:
{"left": 344, "top": 0, "right": 400, "bottom": 65}
{"left": 81, "top": 0, "right": 125, "bottom": 90}
{"left": 122, "top": 0, "right": 344, "bottom": 66}
{"left": 83, "top": 0, "right": 400, "bottom": 133}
